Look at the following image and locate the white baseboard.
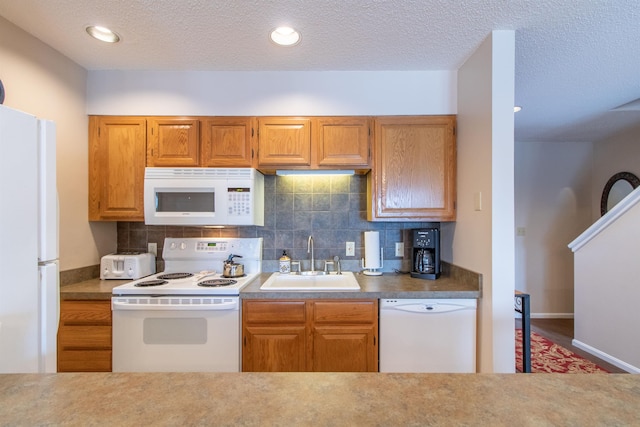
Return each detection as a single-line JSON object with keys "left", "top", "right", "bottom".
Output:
{"left": 531, "top": 313, "right": 574, "bottom": 319}
{"left": 514, "top": 312, "right": 574, "bottom": 319}
{"left": 572, "top": 339, "right": 640, "bottom": 374}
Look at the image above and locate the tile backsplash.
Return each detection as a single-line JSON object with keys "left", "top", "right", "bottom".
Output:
{"left": 117, "top": 174, "right": 438, "bottom": 272}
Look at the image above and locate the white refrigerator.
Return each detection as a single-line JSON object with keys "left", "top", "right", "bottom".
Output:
{"left": 0, "top": 104, "right": 58, "bottom": 373}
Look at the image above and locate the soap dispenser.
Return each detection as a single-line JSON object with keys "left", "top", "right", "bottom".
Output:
{"left": 279, "top": 250, "right": 291, "bottom": 274}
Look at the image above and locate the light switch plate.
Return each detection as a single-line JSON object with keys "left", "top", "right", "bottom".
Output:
{"left": 148, "top": 242, "right": 157, "bottom": 256}
{"left": 474, "top": 192, "right": 482, "bottom": 211}
{"left": 346, "top": 242, "right": 355, "bottom": 256}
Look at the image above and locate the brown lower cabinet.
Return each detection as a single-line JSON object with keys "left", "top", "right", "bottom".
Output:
{"left": 242, "top": 299, "right": 378, "bottom": 372}
{"left": 57, "top": 300, "right": 112, "bottom": 372}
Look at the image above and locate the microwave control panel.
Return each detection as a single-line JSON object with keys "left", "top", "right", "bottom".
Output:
{"left": 227, "top": 187, "right": 252, "bottom": 216}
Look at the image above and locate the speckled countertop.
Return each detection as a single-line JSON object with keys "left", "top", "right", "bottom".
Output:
{"left": 1, "top": 372, "right": 638, "bottom": 426}
{"left": 241, "top": 270, "right": 481, "bottom": 299}
{"left": 60, "top": 264, "right": 482, "bottom": 300}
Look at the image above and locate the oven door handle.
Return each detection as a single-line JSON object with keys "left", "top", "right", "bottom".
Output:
{"left": 112, "top": 298, "right": 238, "bottom": 311}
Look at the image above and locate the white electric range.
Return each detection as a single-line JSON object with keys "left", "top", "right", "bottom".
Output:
{"left": 111, "top": 237, "right": 262, "bottom": 373}
{"left": 112, "top": 237, "right": 262, "bottom": 296}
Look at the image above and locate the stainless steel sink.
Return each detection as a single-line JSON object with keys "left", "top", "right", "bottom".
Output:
{"left": 260, "top": 271, "right": 360, "bottom": 291}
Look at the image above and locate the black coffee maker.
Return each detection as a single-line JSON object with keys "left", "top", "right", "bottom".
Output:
{"left": 410, "top": 228, "right": 440, "bottom": 280}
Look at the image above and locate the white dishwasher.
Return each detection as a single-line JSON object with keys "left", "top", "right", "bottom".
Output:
{"left": 379, "top": 299, "right": 477, "bottom": 373}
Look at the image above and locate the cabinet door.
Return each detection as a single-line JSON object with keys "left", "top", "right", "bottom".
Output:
{"left": 311, "top": 300, "right": 378, "bottom": 372}
{"left": 257, "top": 117, "right": 311, "bottom": 166}
{"left": 243, "top": 326, "right": 307, "bottom": 372}
{"left": 88, "top": 116, "right": 146, "bottom": 221}
{"left": 315, "top": 117, "right": 371, "bottom": 168}
{"left": 147, "top": 117, "right": 200, "bottom": 166}
{"left": 369, "top": 116, "right": 456, "bottom": 221}
{"left": 242, "top": 300, "right": 307, "bottom": 372}
{"left": 201, "top": 117, "right": 254, "bottom": 167}
{"left": 312, "top": 325, "right": 377, "bottom": 372}
{"left": 57, "top": 300, "right": 112, "bottom": 372}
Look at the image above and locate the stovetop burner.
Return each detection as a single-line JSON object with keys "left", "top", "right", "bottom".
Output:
{"left": 134, "top": 279, "right": 169, "bottom": 287}
{"left": 222, "top": 274, "right": 246, "bottom": 279}
{"left": 198, "top": 279, "right": 238, "bottom": 287}
{"left": 157, "top": 272, "right": 194, "bottom": 280}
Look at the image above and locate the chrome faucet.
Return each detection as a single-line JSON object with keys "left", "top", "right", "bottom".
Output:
{"left": 307, "top": 235, "right": 315, "bottom": 272}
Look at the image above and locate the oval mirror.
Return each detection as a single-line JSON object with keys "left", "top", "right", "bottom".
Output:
{"left": 600, "top": 172, "right": 640, "bottom": 216}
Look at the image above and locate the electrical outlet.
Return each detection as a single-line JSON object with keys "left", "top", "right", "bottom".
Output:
{"left": 148, "top": 242, "right": 157, "bottom": 256}
{"left": 516, "top": 227, "right": 526, "bottom": 237}
{"left": 395, "top": 242, "right": 404, "bottom": 257}
{"left": 346, "top": 242, "right": 355, "bottom": 256}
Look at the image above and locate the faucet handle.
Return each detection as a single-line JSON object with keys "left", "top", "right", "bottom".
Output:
{"left": 290, "top": 261, "right": 301, "bottom": 274}
{"left": 333, "top": 255, "right": 342, "bottom": 275}
{"left": 324, "top": 260, "right": 335, "bottom": 273}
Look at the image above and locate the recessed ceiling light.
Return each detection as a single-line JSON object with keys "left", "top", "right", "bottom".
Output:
{"left": 86, "top": 25, "right": 121, "bottom": 43}
{"left": 269, "top": 27, "right": 301, "bottom": 46}
{"left": 514, "top": 106, "right": 522, "bottom": 113}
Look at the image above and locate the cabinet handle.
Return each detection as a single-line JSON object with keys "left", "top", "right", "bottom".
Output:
{"left": 243, "top": 336, "right": 246, "bottom": 346}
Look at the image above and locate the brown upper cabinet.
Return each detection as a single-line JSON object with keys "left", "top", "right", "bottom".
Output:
{"left": 147, "top": 117, "right": 200, "bottom": 167}
{"left": 201, "top": 117, "right": 255, "bottom": 167}
{"left": 257, "top": 117, "right": 312, "bottom": 167}
{"left": 368, "top": 115, "right": 457, "bottom": 222}
{"left": 89, "top": 116, "right": 146, "bottom": 221}
{"left": 147, "top": 117, "right": 256, "bottom": 168}
{"left": 89, "top": 115, "right": 455, "bottom": 222}
{"left": 256, "top": 117, "right": 371, "bottom": 173}
{"left": 315, "top": 117, "right": 370, "bottom": 168}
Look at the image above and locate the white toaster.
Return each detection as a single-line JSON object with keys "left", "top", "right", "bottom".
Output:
{"left": 100, "top": 252, "right": 156, "bottom": 280}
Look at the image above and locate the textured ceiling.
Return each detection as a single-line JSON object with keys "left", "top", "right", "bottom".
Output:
{"left": 0, "top": 0, "right": 638, "bottom": 142}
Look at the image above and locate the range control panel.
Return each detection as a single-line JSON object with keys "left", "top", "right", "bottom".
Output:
{"left": 195, "top": 241, "right": 229, "bottom": 253}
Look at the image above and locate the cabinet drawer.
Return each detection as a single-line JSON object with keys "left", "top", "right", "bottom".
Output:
{"left": 58, "top": 326, "right": 112, "bottom": 349}
{"left": 60, "top": 301, "right": 111, "bottom": 325}
{"left": 244, "top": 301, "right": 306, "bottom": 324}
{"left": 57, "top": 350, "right": 112, "bottom": 372}
{"left": 313, "top": 300, "right": 377, "bottom": 324}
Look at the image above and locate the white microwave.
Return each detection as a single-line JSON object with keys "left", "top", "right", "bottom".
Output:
{"left": 143, "top": 168, "right": 264, "bottom": 226}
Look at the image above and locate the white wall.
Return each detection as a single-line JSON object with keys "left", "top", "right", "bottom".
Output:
{"left": 87, "top": 70, "right": 456, "bottom": 116}
{"left": 0, "top": 17, "right": 115, "bottom": 271}
{"left": 515, "top": 142, "right": 593, "bottom": 316}
{"left": 571, "top": 191, "right": 640, "bottom": 372}
{"left": 592, "top": 122, "right": 640, "bottom": 219}
{"left": 445, "top": 31, "right": 515, "bottom": 373}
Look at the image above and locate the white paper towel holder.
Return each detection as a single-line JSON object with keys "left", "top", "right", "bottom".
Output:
{"left": 361, "top": 248, "right": 383, "bottom": 276}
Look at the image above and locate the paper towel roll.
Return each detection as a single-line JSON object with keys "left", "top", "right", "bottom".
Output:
{"left": 363, "top": 231, "right": 381, "bottom": 269}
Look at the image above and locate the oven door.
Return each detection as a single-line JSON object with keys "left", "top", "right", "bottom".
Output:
{"left": 112, "top": 296, "right": 240, "bottom": 372}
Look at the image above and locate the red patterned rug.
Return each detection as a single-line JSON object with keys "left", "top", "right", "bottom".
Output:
{"left": 516, "top": 329, "right": 609, "bottom": 373}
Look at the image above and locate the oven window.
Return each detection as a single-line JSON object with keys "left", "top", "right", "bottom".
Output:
{"left": 156, "top": 191, "right": 214, "bottom": 213}
{"left": 143, "top": 318, "right": 207, "bottom": 344}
